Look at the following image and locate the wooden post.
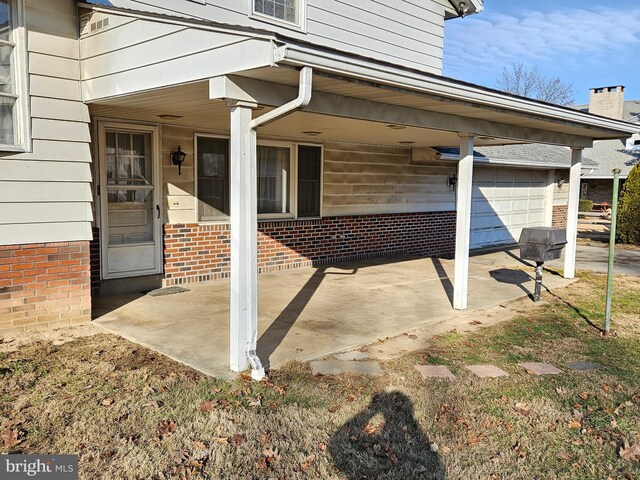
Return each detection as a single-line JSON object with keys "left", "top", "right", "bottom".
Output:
{"left": 229, "top": 101, "right": 258, "bottom": 372}
{"left": 564, "top": 147, "right": 582, "bottom": 279}
{"left": 453, "top": 134, "right": 474, "bottom": 310}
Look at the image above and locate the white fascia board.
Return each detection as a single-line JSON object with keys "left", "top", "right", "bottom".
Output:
{"left": 439, "top": 153, "right": 575, "bottom": 170}
{"left": 582, "top": 175, "right": 629, "bottom": 179}
{"left": 274, "top": 44, "right": 638, "bottom": 139}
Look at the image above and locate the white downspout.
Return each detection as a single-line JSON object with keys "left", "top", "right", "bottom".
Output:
{"left": 244, "top": 66, "right": 313, "bottom": 380}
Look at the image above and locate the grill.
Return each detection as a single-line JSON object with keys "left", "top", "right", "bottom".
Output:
{"left": 518, "top": 227, "right": 567, "bottom": 301}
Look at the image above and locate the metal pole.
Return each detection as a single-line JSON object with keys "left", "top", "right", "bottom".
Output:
{"left": 604, "top": 168, "right": 621, "bottom": 334}
{"left": 534, "top": 261, "right": 543, "bottom": 302}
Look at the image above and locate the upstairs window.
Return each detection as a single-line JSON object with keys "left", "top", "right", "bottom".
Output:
{"left": 252, "top": 0, "right": 303, "bottom": 28}
{"left": 0, "top": 0, "right": 28, "bottom": 151}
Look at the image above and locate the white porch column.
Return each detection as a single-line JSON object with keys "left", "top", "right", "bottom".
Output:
{"left": 544, "top": 169, "right": 555, "bottom": 227}
{"left": 229, "top": 101, "right": 259, "bottom": 373}
{"left": 453, "top": 134, "right": 475, "bottom": 310}
{"left": 564, "top": 147, "right": 582, "bottom": 279}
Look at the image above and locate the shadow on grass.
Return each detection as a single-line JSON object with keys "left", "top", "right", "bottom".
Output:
{"left": 546, "top": 290, "right": 604, "bottom": 334}
{"left": 329, "top": 391, "right": 444, "bottom": 480}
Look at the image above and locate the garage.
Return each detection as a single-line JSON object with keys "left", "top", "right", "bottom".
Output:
{"left": 470, "top": 167, "right": 549, "bottom": 249}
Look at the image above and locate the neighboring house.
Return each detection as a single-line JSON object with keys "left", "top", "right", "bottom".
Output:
{"left": 0, "top": 0, "right": 636, "bottom": 376}
{"left": 576, "top": 87, "right": 640, "bottom": 204}
{"left": 475, "top": 87, "right": 640, "bottom": 212}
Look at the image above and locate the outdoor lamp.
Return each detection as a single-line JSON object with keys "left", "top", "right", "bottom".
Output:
{"left": 448, "top": 174, "right": 458, "bottom": 192}
{"left": 171, "top": 146, "right": 187, "bottom": 175}
{"left": 557, "top": 178, "right": 565, "bottom": 188}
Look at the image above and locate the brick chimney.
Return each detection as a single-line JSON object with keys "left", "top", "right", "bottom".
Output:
{"left": 588, "top": 85, "right": 625, "bottom": 119}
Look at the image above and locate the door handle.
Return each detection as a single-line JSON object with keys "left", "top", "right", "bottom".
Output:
{"left": 156, "top": 205, "right": 160, "bottom": 219}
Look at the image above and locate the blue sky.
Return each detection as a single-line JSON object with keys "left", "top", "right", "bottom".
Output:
{"left": 443, "top": 0, "right": 640, "bottom": 104}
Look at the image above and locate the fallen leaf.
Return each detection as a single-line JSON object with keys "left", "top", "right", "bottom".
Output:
{"left": 557, "top": 451, "right": 571, "bottom": 460}
{"left": 429, "top": 443, "right": 439, "bottom": 452}
{"left": 212, "top": 437, "right": 229, "bottom": 445}
{"left": 157, "top": 419, "right": 176, "bottom": 439}
{"left": 229, "top": 434, "right": 245, "bottom": 446}
{"left": 263, "top": 447, "right": 281, "bottom": 464}
{"left": 170, "top": 449, "right": 189, "bottom": 464}
{"left": 619, "top": 442, "right": 640, "bottom": 461}
{"left": 259, "top": 432, "right": 270, "bottom": 445}
{"left": 578, "top": 392, "right": 589, "bottom": 400}
{"left": 441, "top": 446, "right": 451, "bottom": 454}
{"left": 328, "top": 405, "right": 340, "bottom": 413}
{"left": 362, "top": 422, "right": 384, "bottom": 435}
{"left": 572, "top": 409, "right": 584, "bottom": 421}
{"left": 601, "top": 384, "right": 611, "bottom": 393}
{"left": 199, "top": 400, "right": 219, "bottom": 412}
{"left": 469, "top": 320, "right": 482, "bottom": 325}
{"left": 0, "top": 428, "right": 24, "bottom": 448}
{"left": 467, "top": 434, "right": 485, "bottom": 445}
{"left": 142, "top": 385, "right": 154, "bottom": 396}
{"left": 568, "top": 420, "right": 581, "bottom": 429}
{"left": 248, "top": 398, "right": 262, "bottom": 408}
{"left": 317, "top": 442, "right": 326, "bottom": 451}
{"left": 300, "top": 454, "right": 316, "bottom": 470}
{"left": 256, "top": 458, "right": 268, "bottom": 471}
{"left": 193, "top": 440, "right": 208, "bottom": 450}
{"left": 514, "top": 402, "right": 531, "bottom": 416}
{"left": 346, "top": 394, "right": 356, "bottom": 403}
{"left": 556, "top": 387, "right": 567, "bottom": 395}
{"left": 503, "top": 422, "right": 513, "bottom": 433}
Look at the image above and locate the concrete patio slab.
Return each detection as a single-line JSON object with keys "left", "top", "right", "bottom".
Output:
{"left": 566, "top": 361, "right": 601, "bottom": 371}
{"left": 465, "top": 364, "right": 509, "bottom": 378}
{"left": 415, "top": 365, "right": 455, "bottom": 380}
{"left": 94, "top": 253, "right": 572, "bottom": 377}
{"left": 310, "top": 360, "right": 383, "bottom": 376}
{"left": 519, "top": 362, "right": 563, "bottom": 375}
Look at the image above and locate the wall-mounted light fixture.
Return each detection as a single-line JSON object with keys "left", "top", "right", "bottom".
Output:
{"left": 171, "top": 146, "right": 187, "bottom": 175}
{"left": 448, "top": 173, "right": 458, "bottom": 192}
{"left": 458, "top": 1, "right": 470, "bottom": 17}
{"left": 557, "top": 178, "right": 566, "bottom": 189}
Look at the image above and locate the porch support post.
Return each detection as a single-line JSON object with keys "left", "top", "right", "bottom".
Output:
{"left": 453, "top": 133, "right": 475, "bottom": 310}
{"left": 564, "top": 147, "right": 582, "bottom": 279}
{"left": 229, "top": 101, "right": 259, "bottom": 373}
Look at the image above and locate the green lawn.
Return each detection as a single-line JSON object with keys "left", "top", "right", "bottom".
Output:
{"left": 1, "top": 272, "right": 639, "bottom": 479}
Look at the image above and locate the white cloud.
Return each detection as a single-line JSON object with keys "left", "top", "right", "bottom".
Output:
{"left": 443, "top": 6, "right": 640, "bottom": 80}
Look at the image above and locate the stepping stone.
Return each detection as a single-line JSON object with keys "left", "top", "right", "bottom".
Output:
{"left": 414, "top": 365, "right": 455, "bottom": 380}
{"left": 465, "top": 364, "right": 509, "bottom": 378}
{"left": 519, "top": 362, "right": 563, "bottom": 375}
{"left": 566, "top": 361, "right": 601, "bottom": 372}
{"left": 333, "top": 351, "right": 370, "bottom": 361}
{"left": 310, "top": 360, "right": 383, "bottom": 376}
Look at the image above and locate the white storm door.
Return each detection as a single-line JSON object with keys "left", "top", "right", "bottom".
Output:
{"left": 100, "top": 126, "right": 161, "bottom": 279}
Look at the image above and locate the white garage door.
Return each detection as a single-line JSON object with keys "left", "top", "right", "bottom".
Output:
{"left": 470, "top": 168, "right": 548, "bottom": 249}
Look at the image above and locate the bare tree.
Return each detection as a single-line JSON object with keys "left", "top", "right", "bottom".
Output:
{"left": 495, "top": 62, "right": 576, "bottom": 105}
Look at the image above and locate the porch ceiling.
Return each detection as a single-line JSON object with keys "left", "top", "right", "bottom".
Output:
{"left": 87, "top": 80, "right": 499, "bottom": 148}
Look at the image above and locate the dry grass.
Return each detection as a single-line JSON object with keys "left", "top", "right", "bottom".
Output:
{"left": 1, "top": 273, "right": 639, "bottom": 479}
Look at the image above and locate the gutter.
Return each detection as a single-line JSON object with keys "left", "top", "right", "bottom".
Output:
{"left": 273, "top": 45, "right": 637, "bottom": 138}
{"left": 244, "top": 66, "right": 313, "bottom": 381}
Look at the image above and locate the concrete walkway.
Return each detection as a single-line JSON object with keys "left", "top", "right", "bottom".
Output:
{"left": 94, "top": 251, "right": 571, "bottom": 377}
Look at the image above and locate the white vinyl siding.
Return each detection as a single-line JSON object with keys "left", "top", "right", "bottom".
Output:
{"left": 470, "top": 167, "right": 547, "bottom": 249}
{"left": 82, "top": 0, "right": 445, "bottom": 75}
{"left": 0, "top": 0, "right": 92, "bottom": 246}
{"left": 322, "top": 142, "right": 456, "bottom": 216}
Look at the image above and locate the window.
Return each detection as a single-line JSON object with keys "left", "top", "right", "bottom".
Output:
{"left": 297, "top": 145, "right": 321, "bottom": 217}
{"left": 197, "top": 136, "right": 230, "bottom": 221}
{"left": 0, "top": 0, "right": 27, "bottom": 150}
{"left": 252, "top": 0, "right": 303, "bottom": 27}
{"left": 258, "top": 145, "right": 291, "bottom": 215}
{"left": 195, "top": 138, "right": 322, "bottom": 221}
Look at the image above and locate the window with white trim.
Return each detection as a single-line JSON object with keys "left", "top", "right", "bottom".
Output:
{"left": 195, "top": 137, "right": 321, "bottom": 221}
{"left": 0, "top": 0, "right": 27, "bottom": 150}
{"left": 252, "top": 0, "right": 302, "bottom": 26}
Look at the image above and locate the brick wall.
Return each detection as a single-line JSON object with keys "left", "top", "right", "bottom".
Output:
{"left": 552, "top": 205, "right": 568, "bottom": 229}
{"left": 0, "top": 242, "right": 92, "bottom": 335}
{"left": 163, "top": 212, "right": 456, "bottom": 286}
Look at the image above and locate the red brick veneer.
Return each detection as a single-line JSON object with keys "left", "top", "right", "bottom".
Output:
{"left": 0, "top": 242, "right": 91, "bottom": 334}
{"left": 552, "top": 205, "right": 568, "bottom": 229}
{"left": 163, "top": 212, "right": 456, "bottom": 286}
